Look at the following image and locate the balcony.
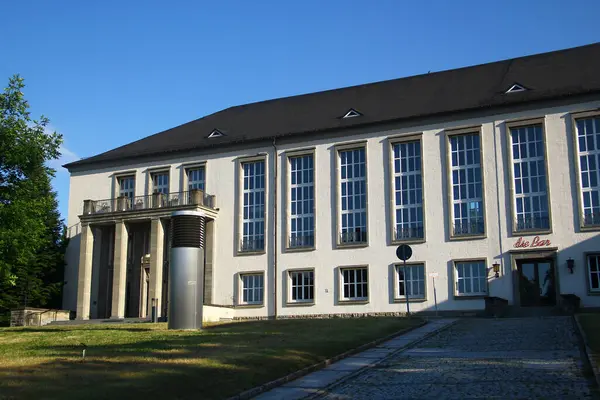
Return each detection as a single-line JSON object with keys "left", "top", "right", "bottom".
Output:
{"left": 82, "top": 190, "right": 217, "bottom": 216}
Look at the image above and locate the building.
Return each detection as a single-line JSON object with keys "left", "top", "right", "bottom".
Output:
{"left": 63, "top": 43, "right": 600, "bottom": 321}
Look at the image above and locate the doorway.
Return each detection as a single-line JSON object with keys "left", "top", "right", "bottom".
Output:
{"left": 517, "top": 259, "right": 556, "bottom": 307}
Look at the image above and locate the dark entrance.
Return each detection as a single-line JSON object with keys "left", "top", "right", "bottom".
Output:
{"left": 517, "top": 259, "right": 556, "bottom": 307}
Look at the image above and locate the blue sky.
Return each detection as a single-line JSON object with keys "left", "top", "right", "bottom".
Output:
{"left": 1, "top": 0, "right": 599, "bottom": 222}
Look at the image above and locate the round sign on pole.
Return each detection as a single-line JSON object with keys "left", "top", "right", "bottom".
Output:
{"left": 396, "top": 244, "right": 412, "bottom": 261}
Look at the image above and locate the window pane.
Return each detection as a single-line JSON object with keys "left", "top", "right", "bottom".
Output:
{"left": 339, "top": 148, "right": 367, "bottom": 244}
{"left": 241, "top": 161, "right": 265, "bottom": 251}
{"left": 393, "top": 141, "right": 424, "bottom": 240}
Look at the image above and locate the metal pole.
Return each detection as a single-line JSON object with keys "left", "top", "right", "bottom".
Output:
{"left": 151, "top": 298, "right": 156, "bottom": 323}
{"left": 404, "top": 259, "right": 410, "bottom": 316}
{"left": 433, "top": 277, "right": 438, "bottom": 317}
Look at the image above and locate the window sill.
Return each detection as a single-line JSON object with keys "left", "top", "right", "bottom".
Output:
{"left": 285, "top": 301, "right": 315, "bottom": 307}
{"left": 237, "top": 250, "right": 266, "bottom": 257}
{"left": 453, "top": 295, "right": 487, "bottom": 300}
{"left": 235, "top": 304, "right": 264, "bottom": 309}
{"left": 579, "top": 225, "right": 600, "bottom": 232}
{"left": 336, "top": 242, "right": 369, "bottom": 249}
{"left": 390, "top": 238, "right": 425, "bottom": 245}
{"left": 511, "top": 229, "right": 552, "bottom": 236}
{"left": 338, "top": 299, "right": 369, "bottom": 305}
{"left": 285, "top": 246, "right": 316, "bottom": 253}
{"left": 587, "top": 291, "right": 600, "bottom": 296}
{"left": 393, "top": 298, "right": 427, "bottom": 303}
{"left": 449, "top": 234, "right": 486, "bottom": 241}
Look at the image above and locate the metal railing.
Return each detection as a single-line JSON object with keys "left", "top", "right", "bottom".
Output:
{"left": 452, "top": 221, "right": 484, "bottom": 236}
{"left": 240, "top": 238, "right": 265, "bottom": 252}
{"left": 394, "top": 226, "right": 424, "bottom": 240}
{"left": 289, "top": 235, "right": 315, "bottom": 248}
{"left": 583, "top": 212, "right": 600, "bottom": 227}
{"left": 515, "top": 216, "right": 550, "bottom": 231}
{"left": 83, "top": 190, "right": 217, "bottom": 215}
{"left": 340, "top": 230, "right": 367, "bottom": 244}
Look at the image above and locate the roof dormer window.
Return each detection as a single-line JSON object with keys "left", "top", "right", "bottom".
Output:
{"left": 208, "top": 129, "right": 225, "bottom": 138}
{"left": 505, "top": 83, "right": 528, "bottom": 94}
{"left": 342, "top": 109, "right": 362, "bottom": 119}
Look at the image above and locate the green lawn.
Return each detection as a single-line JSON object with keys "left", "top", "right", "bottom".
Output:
{"left": 578, "top": 313, "right": 600, "bottom": 368}
{"left": 0, "top": 317, "right": 421, "bottom": 400}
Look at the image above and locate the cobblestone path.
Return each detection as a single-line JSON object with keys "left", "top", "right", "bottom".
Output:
{"left": 318, "top": 317, "right": 597, "bottom": 399}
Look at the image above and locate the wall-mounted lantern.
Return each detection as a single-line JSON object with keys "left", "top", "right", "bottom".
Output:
{"left": 567, "top": 258, "right": 575, "bottom": 274}
{"left": 492, "top": 262, "right": 500, "bottom": 278}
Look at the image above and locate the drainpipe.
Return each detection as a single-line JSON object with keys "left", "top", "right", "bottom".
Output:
{"left": 272, "top": 138, "right": 278, "bottom": 319}
{"left": 492, "top": 122, "right": 506, "bottom": 277}
{"left": 273, "top": 138, "right": 277, "bottom": 319}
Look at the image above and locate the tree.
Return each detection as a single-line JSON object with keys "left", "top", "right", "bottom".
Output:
{"left": 0, "top": 75, "right": 66, "bottom": 322}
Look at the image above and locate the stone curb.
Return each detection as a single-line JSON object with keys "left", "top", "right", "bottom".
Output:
{"left": 574, "top": 314, "right": 600, "bottom": 389}
{"left": 305, "top": 318, "right": 460, "bottom": 399}
{"left": 227, "top": 319, "right": 428, "bottom": 400}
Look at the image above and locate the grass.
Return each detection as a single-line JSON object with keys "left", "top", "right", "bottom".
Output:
{"left": 578, "top": 313, "right": 600, "bottom": 368}
{"left": 0, "top": 317, "right": 421, "bottom": 400}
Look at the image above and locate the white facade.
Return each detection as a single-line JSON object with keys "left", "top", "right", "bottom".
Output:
{"left": 64, "top": 99, "right": 600, "bottom": 319}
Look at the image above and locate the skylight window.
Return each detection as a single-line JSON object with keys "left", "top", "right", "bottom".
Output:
{"left": 208, "top": 129, "right": 224, "bottom": 138}
{"left": 505, "top": 83, "right": 527, "bottom": 94}
{"left": 342, "top": 109, "right": 362, "bottom": 119}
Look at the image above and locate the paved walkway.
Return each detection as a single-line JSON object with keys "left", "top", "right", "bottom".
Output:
{"left": 317, "top": 317, "right": 597, "bottom": 399}
{"left": 254, "top": 319, "right": 457, "bottom": 400}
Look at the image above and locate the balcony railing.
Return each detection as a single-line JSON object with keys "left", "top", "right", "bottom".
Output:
{"left": 240, "top": 238, "right": 265, "bottom": 252}
{"left": 394, "top": 226, "right": 424, "bottom": 241}
{"left": 83, "top": 190, "right": 217, "bottom": 215}
{"left": 452, "top": 220, "right": 484, "bottom": 236}
{"left": 515, "top": 215, "right": 550, "bottom": 232}
{"left": 583, "top": 212, "right": 600, "bottom": 227}
{"left": 340, "top": 229, "right": 367, "bottom": 245}
{"left": 289, "top": 235, "right": 315, "bottom": 249}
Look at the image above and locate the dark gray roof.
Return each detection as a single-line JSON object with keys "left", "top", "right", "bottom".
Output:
{"left": 66, "top": 42, "right": 600, "bottom": 170}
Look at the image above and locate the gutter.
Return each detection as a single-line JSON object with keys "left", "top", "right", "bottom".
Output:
{"left": 271, "top": 137, "right": 278, "bottom": 320}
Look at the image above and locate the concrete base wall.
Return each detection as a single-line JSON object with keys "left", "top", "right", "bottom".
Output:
{"left": 10, "top": 308, "right": 71, "bottom": 327}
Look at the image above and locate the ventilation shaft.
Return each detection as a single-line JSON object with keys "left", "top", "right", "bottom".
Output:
{"left": 168, "top": 210, "right": 205, "bottom": 330}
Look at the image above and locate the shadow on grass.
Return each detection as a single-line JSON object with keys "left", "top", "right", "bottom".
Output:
{"left": 0, "top": 318, "right": 420, "bottom": 400}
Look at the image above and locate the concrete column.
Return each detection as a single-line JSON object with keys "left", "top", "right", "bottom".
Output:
{"left": 149, "top": 218, "right": 165, "bottom": 319}
{"left": 111, "top": 221, "right": 128, "bottom": 319}
{"left": 76, "top": 223, "right": 94, "bottom": 320}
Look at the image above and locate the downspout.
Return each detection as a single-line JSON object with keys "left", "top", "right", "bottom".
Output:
{"left": 492, "top": 122, "right": 505, "bottom": 275}
{"left": 272, "top": 137, "right": 278, "bottom": 319}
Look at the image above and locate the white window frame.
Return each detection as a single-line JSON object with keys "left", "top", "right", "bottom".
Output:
{"left": 395, "top": 263, "right": 426, "bottom": 300}
{"left": 573, "top": 112, "right": 600, "bottom": 229}
{"left": 286, "top": 150, "right": 315, "bottom": 249}
{"left": 506, "top": 119, "right": 552, "bottom": 234}
{"left": 446, "top": 128, "right": 485, "bottom": 238}
{"left": 587, "top": 253, "right": 600, "bottom": 293}
{"left": 453, "top": 260, "right": 488, "bottom": 297}
{"left": 151, "top": 170, "right": 170, "bottom": 194}
{"left": 186, "top": 166, "right": 206, "bottom": 192}
{"left": 339, "top": 266, "right": 369, "bottom": 302}
{"left": 336, "top": 143, "right": 368, "bottom": 246}
{"left": 239, "top": 272, "right": 264, "bottom": 305}
{"left": 390, "top": 135, "right": 424, "bottom": 242}
{"left": 287, "top": 269, "right": 315, "bottom": 304}
{"left": 117, "top": 174, "right": 136, "bottom": 199}
{"left": 239, "top": 156, "right": 267, "bottom": 253}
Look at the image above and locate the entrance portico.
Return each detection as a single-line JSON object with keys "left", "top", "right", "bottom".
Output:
{"left": 75, "top": 189, "right": 218, "bottom": 320}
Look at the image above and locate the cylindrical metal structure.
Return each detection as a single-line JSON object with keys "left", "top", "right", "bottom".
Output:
{"left": 168, "top": 210, "right": 206, "bottom": 330}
